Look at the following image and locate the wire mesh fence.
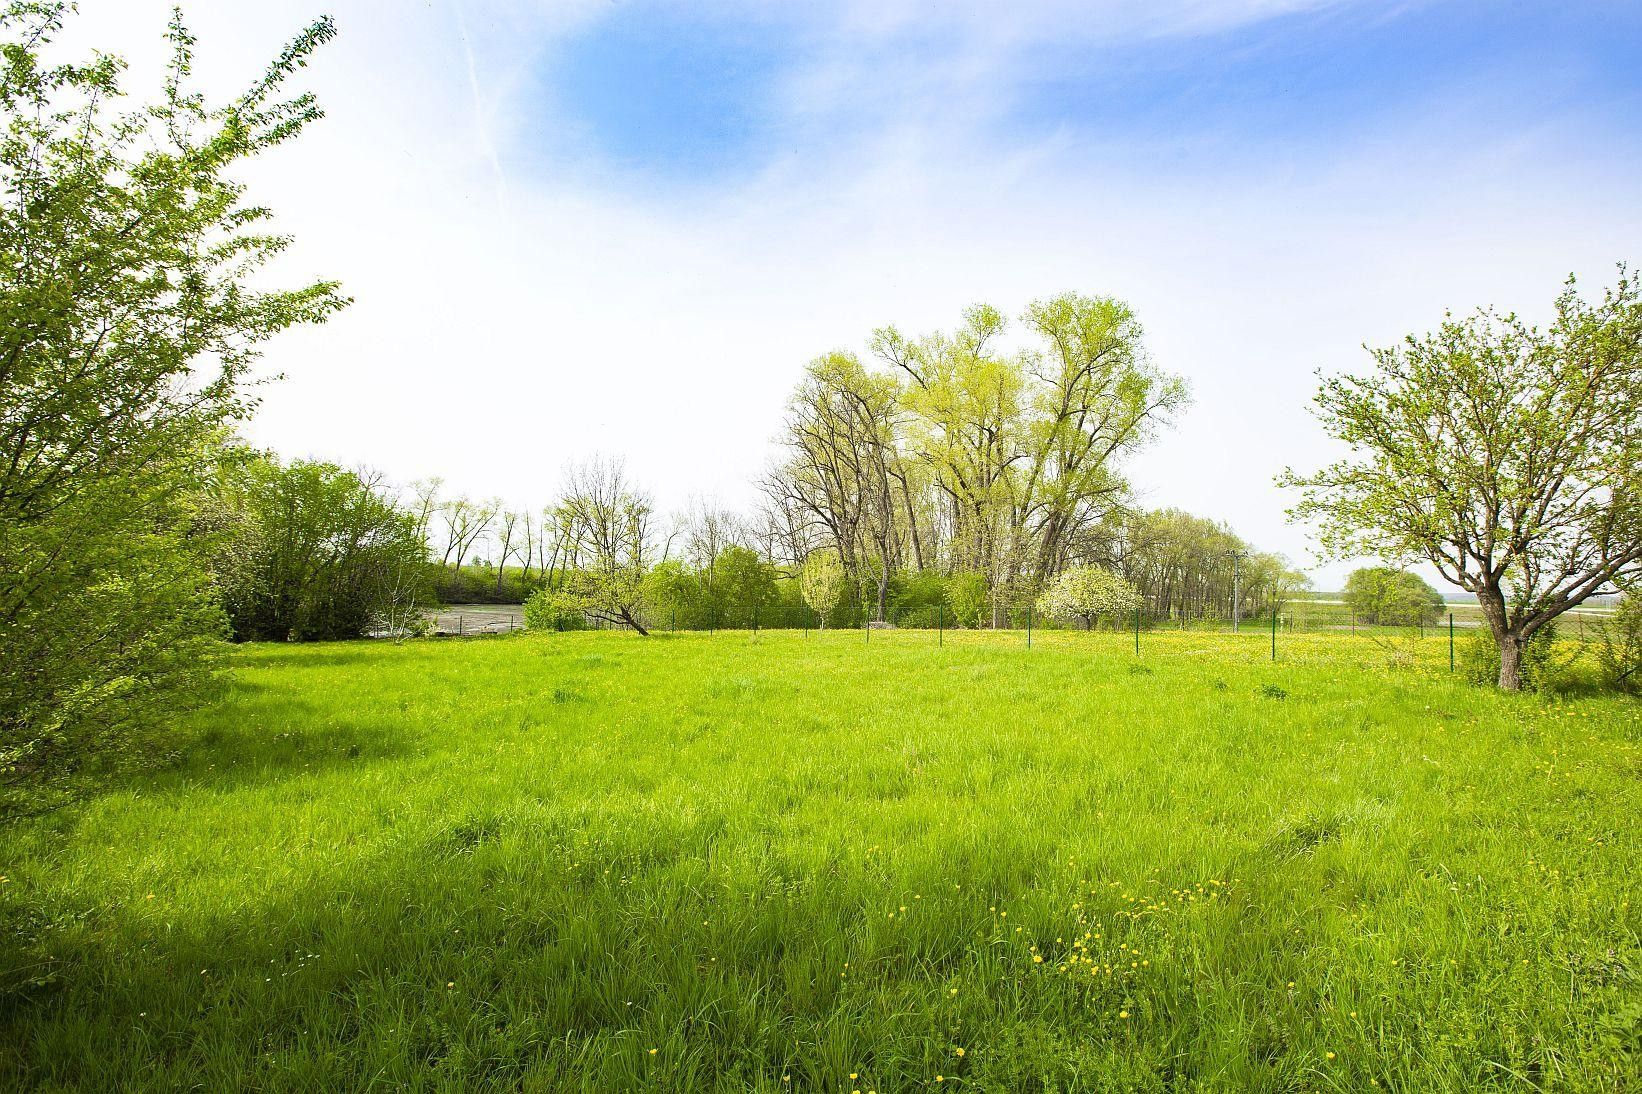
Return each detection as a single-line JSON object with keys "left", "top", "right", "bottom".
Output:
{"left": 493, "top": 598, "right": 1620, "bottom": 671}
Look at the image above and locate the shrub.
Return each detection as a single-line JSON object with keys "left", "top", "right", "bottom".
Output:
{"left": 1594, "top": 597, "right": 1641, "bottom": 693}
{"left": 947, "top": 572, "right": 989, "bottom": 628}
{"left": 523, "top": 588, "right": 588, "bottom": 632}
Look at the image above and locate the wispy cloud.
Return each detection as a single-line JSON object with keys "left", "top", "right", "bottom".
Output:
{"left": 60, "top": 0, "right": 1642, "bottom": 588}
{"left": 449, "top": 0, "right": 509, "bottom": 213}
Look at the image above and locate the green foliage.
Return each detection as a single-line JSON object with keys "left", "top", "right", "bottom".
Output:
{"left": 799, "top": 551, "right": 846, "bottom": 625}
{"left": 213, "top": 454, "right": 425, "bottom": 642}
{"left": 542, "top": 460, "right": 656, "bottom": 635}
{"left": 1284, "top": 269, "right": 1642, "bottom": 689}
{"left": 1036, "top": 565, "right": 1141, "bottom": 629}
{"left": 521, "top": 587, "right": 589, "bottom": 633}
{"left": 1, "top": 633, "right": 1636, "bottom": 1087}
{"left": 1342, "top": 567, "right": 1445, "bottom": 627}
{"left": 1458, "top": 624, "right": 1564, "bottom": 693}
{"left": 432, "top": 561, "right": 540, "bottom": 606}
{"left": 776, "top": 294, "right": 1187, "bottom": 609}
{"left": 0, "top": 4, "right": 343, "bottom": 814}
{"left": 708, "top": 546, "right": 778, "bottom": 620}
{"left": 0, "top": 469, "right": 228, "bottom": 818}
{"left": 1594, "top": 596, "right": 1642, "bottom": 693}
{"left": 946, "top": 571, "right": 988, "bottom": 628}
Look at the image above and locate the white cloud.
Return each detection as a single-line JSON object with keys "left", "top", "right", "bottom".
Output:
{"left": 57, "top": 0, "right": 1642, "bottom": 590}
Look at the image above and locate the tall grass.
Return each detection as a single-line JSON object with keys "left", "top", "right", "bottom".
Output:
{"left": 2, "top": 631, "right": 1637, "bottom": 1090}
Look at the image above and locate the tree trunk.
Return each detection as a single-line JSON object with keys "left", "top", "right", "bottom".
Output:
{"left": 622, "top": 608, "right": 650, "bottom": 637}
{"left": 1498, "top": 632, "right": 1524, "bottom": 691}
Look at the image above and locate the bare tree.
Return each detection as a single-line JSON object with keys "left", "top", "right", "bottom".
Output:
{"left": 517, "top": 510, "right": 537, "bottom": 586}
{"left": 548, "top": 457, "right": 657, "bottom": 635}
{"left": 406, "top": 477, "right": 443, "bottom": 557}
{"left": 438, "top": 495, "right": 496, "bottom": 575}
{"left": 682, "top": 496, "right": 748, "bottom": 571}
{"left": 492, "top": 508, "right": 521, "bottom": 598}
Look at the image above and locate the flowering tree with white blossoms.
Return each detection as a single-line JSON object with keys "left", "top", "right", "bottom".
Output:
{"left": 1036, "top": 566, "right": 1141, "bottom": 629}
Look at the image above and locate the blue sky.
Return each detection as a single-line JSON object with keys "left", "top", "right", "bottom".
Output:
{"left": 538, "top": 1, "right": 1642, "bottom": 190}
{"left": 68, "top": 0, "right": 1642, "bottom": 587}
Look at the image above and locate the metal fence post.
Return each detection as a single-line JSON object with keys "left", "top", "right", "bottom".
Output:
{"left": 753, "top": 605, "right": 759, "bottom": 636}
{"left": 458, "top": 614, "right": 464, "bottom": 637}
{"left": 1134, "top": 604, "right": 1140, "bottom": 655}
{"left": 1271, "top": 604, "right": 1278, "bottom": 661}
{"left": 938, "top": 603, "right": 944, "bottom": 647}
{"left": 1449, "top": 613, "right": 1455, "bottom": 671}
{"left": 1026, "top": 604, "right": 1032, "bottom": 648}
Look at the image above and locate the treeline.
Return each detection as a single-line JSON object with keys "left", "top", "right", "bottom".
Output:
{"left": 402, "top": 298, "right": 1303, "bottom": 626}
{"left": 398, "top": 473, "right": 1302, "bottom": 628}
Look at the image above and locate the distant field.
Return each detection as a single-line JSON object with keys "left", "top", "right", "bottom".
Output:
{"left": 2, "top": 632, "right": 1638, "bottom": 1091}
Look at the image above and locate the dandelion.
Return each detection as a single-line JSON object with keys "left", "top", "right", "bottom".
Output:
{"left": 648, "top": 1049, "right": 657, "bottom": 1056}
{"left": 1326, "top": 1052, "right": 1336, "bottom": 1060}
{"left": 1119, "top": 1010, "right": 1129, "bottom": 1019}
{"left": 955, "top": 1048, "right": 965, "bottom": 1057}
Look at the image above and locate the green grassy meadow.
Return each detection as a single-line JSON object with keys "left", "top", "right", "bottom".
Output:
{"left": 1, "top": 630, "right": 1638, "bottom": 1091}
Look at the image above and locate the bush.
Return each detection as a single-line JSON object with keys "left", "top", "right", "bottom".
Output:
{"left": 1594, "top": 597, "right": 1641, "bottom": 693}
{"left": 2, "top": 476, "right": 228, "bottom": 819}
{"left": 523, "top": 588, "right": 588, "bottom": 632}
{"left": 947, "top": 572, "right": 988, "bottom": 628}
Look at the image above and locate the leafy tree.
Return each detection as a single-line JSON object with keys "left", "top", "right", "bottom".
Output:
{"left": 709, "top": 545, "right": 778, "bottom": 621}
{"left": 800, "top": 550, "right": 845, "bottom": 627}
{"left": 1283, "top": 271, "right": 1642, "bottom": 690}
{"left": 0, "top": 5, "right": 344, "bottom": 814}
{"left": 216, "top": 455, "right": 425, "bottom": 641}
{"left": 1342, "top": 567, "right": 1445, "bottom": 627}
{"left": 767, "top": 295, "right": 1187, "bottom": 613}
{"left": 1036, "top": 566, "right": 1140, "bottom": 629}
